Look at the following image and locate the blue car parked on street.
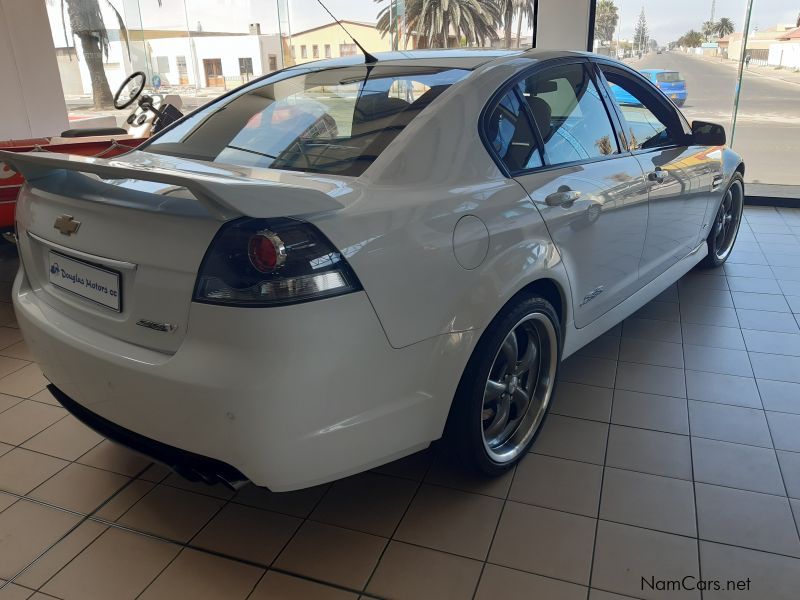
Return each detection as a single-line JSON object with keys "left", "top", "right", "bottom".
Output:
{"left": 612, "top": 68, "right": 687, "bottom": 107}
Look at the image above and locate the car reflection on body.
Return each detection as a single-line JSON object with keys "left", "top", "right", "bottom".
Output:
{"left": 2, "top": 49, "right": 743, "bottom": 492}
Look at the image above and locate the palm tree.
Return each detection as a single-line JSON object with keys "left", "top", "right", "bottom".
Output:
{"left": 715, "top": 17, "right": 735, "bottom": 38}
{"left": 498, "top": 0, "right": 514, "bottom": 48}
{"left": 52, "top": 0, "right": 131, "bottom": 109}
{"left": 514, "top": 0, "right": 536, "bottom": 48}
{"left": 702, "top": 20, "right": 716, "bottom": 41}
{"left": 594, "top": 0, "right": 619, "bottom": 44}
{"left": 375, "top": 0, "right": 500, "bottom": 49}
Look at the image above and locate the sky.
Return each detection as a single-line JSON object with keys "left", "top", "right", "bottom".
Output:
{"left": 48, "top": 0, "right": 800, "bottom": 46}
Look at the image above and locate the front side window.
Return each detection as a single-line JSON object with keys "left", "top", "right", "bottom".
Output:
{"left": 147, "top": 66, "right": 470, "bottom": 177}
{"left": 485, "top": 88, "right": 542, "bottom": 172}
{"left": 602, "top": 67, "right": 680, "bottom": 151}
{"left": 519, "top": 63, "right": 619, "bottom": 166}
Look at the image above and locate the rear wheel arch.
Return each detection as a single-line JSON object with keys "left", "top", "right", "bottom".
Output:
{"left": 513, "top": 277, "right": 566, "bottom": 338}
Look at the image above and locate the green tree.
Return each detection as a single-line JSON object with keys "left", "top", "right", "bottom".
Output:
{"left": 702, "top": 20, "right": 717, "bottom": 41}
{"left": 595, "top": 0, "right": 619, "bottom": 43}
{"left": 679, "top": 29, "right": 704, "bottom": 47}
{"left": 633, "top": 8, "right": 648, "bottom": 53}
{"left": 715, "top": 17, "right": 735, "bottom": 37}
{"left": 376, "top": 0, "right": 500, "bottom": 48}
{"left": 514, "top": 0, "right": 535, "bottom": 48}
{"left": 52, "top": 0, "right": 133, "bottom": 109}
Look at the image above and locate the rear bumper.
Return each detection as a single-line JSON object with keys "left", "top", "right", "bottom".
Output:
{"left": 49, "top": 384, "right": 248, "bottom": 489}
{"left": 14, "top": 269, "right": 475, "bottom": 491}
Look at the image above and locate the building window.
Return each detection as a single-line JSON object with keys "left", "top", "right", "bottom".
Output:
{"left": 301, "top": 45, "right": 307, "bottom": 59}
{"left": 339, "top": 43, "right": 358, "bottom": 57}
{"left": 268, "top": 54, "right": 277, "bottom": 71}
{"left": 312, "top": 44, "right": 319, "bottom": 59}
{"left": 324, "top": 44, "right": 331, "bottom": 58}
{"left": 176, "top": 55, "right": 188, "bottom": 84}
{"left": 239, "top": 57, "right": 253, "bottom": 81}
{"left": 155, "top": 56, "right": 169, "bottom": 74}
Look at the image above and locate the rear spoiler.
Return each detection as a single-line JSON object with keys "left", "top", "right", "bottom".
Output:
{"left": 0, "top": 150, "right": 343, "bottom": 221}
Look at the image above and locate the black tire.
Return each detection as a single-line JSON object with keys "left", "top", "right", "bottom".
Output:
{"left": 448, "top": 294, "right": 561, "bottom": 476}
{"left": 701, "top": 173, "right": 744, "bottom": 268}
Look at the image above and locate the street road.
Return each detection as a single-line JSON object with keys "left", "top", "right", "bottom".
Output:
{"left": 630, "top": 51, "right": 800, "bottom": 188}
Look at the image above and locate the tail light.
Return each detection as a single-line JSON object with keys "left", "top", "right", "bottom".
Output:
{"left": 193, "top": 217, "right": 361, "bottom": 306}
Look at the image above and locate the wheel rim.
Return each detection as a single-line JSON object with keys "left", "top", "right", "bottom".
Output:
{"left": 713, "top": 180, "right": 744, "bottom": 261}
{"left": 481, "top": 312, "right": 558, "bottom": 463}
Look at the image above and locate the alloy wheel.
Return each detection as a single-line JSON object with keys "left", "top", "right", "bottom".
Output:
{"left": 713, "top": 180, "right": 744, "bottom": 261}
{"left": 481, "top": 312, "right": 557, "bottom": 463}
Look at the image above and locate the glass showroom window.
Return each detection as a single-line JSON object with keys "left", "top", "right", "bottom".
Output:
{"left": 593, "top": 0, "right": 800, "bottom": 197}
{"left": 45, "top": 0, "right": 285, "bottom": 119}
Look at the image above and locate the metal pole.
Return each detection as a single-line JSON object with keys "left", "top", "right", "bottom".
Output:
{"left": 730, "top": 0, "right": 754, "bottom": 147}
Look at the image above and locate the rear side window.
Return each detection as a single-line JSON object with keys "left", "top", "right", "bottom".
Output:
{"left": 519, "top": 63, "right": 619, "bottom": 166}
{"left": 146, "top": 65, "right": 469, "bottom": 176}
{"left": 655, "top": 72, "right": 681, "bottom": 83}
{"left": 485, "top": 89, "right": 543, "bottom": 172}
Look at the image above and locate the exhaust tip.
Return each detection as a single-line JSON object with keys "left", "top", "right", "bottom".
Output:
{"left": 173, "top": 465, "right": 249, "bottom": 492}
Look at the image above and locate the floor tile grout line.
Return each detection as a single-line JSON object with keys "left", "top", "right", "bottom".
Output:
{"left": 242, "top": 471, "right": 350, "bottom": 599}
{"left": 361, "top": 448, "right": 436, "bottom": 596}
{"left": 1, "top": 460, "right": 155, "bottom": 594}
{"left": 585, "top": 350, "right": 618, "bottom": 596}
{"left": 470, "top": 444, "right": 522, "bottom": 600}
{"left": 97, "top": 511, "right": 391, "bottom": 600}
{"left": 754, "top": 376, "right": 800, "bottom": 550}
{"left": 743, "top": 225, "right": 800, "bottom": 549}
{"left": 131, "top": 477, "right": 242, "bottom": 600}
{"left": 680, "top": 296, "right": 705, "bottom": 599}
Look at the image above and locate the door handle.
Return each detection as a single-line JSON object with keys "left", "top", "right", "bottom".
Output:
{"left": 545, "top": 190, "right": 581, "bottom": 207}
{"left": 648, "top": 169, "right": 668, "bottom": 183}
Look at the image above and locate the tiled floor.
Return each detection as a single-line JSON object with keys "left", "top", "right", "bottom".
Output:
{"left": 2, "top": 206, "right": 800, "bottom": 599}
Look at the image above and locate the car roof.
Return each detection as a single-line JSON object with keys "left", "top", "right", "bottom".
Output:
{"left": 281, "top": 48, "right": 591, "bottom": 73}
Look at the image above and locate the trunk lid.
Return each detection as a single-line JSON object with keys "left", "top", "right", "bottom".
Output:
{"left": 3, "top": 149, "right": 351, "bottom": 353}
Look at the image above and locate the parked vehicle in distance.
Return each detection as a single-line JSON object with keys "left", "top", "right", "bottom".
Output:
{"left": 613, "top": 68, "right": 687, "bottom": 106}
{"left": 2, "top": 50, "right": 743, "bottom": 491}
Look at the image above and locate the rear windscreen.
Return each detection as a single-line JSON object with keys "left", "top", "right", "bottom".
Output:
{"left": 145, "top": 65, "right": 470, "bottom": 176}
{"left": 655, "top": 72, "right": 681, "bottom": 83}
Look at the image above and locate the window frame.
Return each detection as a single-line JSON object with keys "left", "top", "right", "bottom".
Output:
{"left": 479, "top": 57, "right": 628, "bottom": 178}
{"left": 591, "top": 59, "right": 691, "bottom": 155}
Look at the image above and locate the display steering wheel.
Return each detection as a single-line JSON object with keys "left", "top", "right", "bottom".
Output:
{"left": 113, "top": 71, "right": 147, "bottom": 110}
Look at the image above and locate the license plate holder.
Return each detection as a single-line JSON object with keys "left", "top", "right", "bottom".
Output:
{"left": 48, "top": 251, "right": 122, "bottom": 312}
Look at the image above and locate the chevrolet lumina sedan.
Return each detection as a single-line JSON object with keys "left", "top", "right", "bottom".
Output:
{"left": 2, "top": 49, "right": 743, "bottom": 491}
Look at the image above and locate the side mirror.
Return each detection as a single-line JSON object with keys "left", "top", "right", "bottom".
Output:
{"left": 691, "top": 121, "right": 726, "bottom": 146}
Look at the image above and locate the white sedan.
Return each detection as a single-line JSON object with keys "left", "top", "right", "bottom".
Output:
{"left": 2, "top": 49, "right": 744, "bottom": 491}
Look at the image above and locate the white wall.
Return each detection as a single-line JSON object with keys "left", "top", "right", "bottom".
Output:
{"left": 769, "top": 43, "right": 800, "bottom": 70}
{"left": 537, "top": 0, "right": 592, "bottom": 51}
{"left": 0, "top": 0, "right": 69, "bottom": 139}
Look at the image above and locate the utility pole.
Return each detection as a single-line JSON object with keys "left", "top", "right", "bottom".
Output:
{"left": 710, "top": 0, "right": 716, "bottom": 24}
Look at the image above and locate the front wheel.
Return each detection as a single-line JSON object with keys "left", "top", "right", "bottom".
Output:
{"left": 449, "top": 295, "right": 561, "bottom": 476}
{"left": 702, "top": 174, "right": 744, "bottom": 268}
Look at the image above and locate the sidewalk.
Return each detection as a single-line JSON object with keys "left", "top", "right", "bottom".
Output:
{"left": 688, "top": 51, "right": 800, "bottom": 87}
